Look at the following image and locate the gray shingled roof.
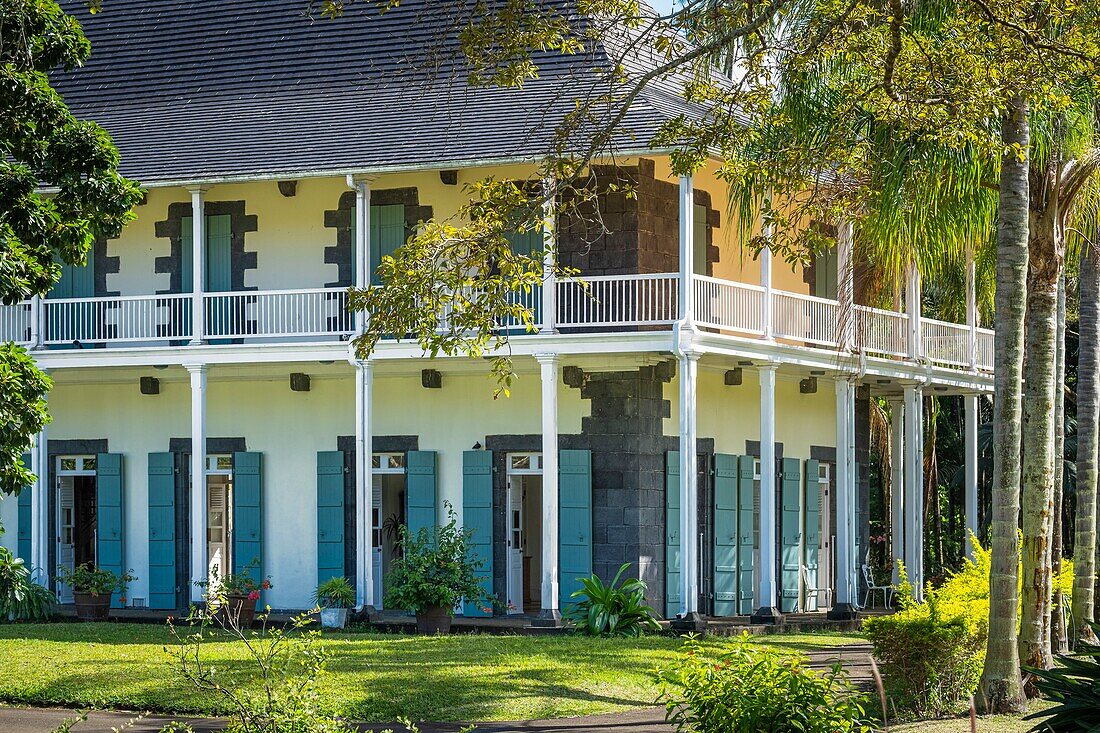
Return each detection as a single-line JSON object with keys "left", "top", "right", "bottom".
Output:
{"left": 54, "top": 0, "right": 699, "bottom": 185}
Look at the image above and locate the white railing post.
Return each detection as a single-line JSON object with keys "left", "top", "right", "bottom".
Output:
{"left": 678, "top": 175, "right": 695, "bottom": 329}
{"left": 906, "top": 262, "right": 922, "bottom": 360}
{"left": 186, "top": 363, "right": 207, "bottom": 602}
{"left": 838, "top": 220, "right": 855, "bottom": 351}
{"left": 966, "top": 248, "right": 978, "bottom": 370}
{"left": 187, "top": 186, "right": 207, "bottom": 346}
{"left": 540, "top": 177, "right": 557, "bottom": 334}
{"left": 29, "top": 296, "right": 42, "bottom": 348}
{"left": 535, "top": 353, "right": 561, "bottom": 624}
{"left": 349, "top": 175, "right": 372, "bottom": 335}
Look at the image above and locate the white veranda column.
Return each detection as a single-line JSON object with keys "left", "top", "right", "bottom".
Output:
{"left": 754, "top": 363, "right": 780, "bottom": 619}
{"left": 540, "top": 177, "right": 557, "bottom": 335}
{"left": 30, "top": 420, "right": 49, "bottom": 583}
{"left": 761, "top": 226, "right": 774, "bottom": 341}
{"left": 678, "top": 175, "right": 695, "bottom": 328}
{"left": 902, "top": 383, "right": 925, "bottom": 599}
{"left": 678, "top": 350, "right": 701, "bottom": 619}
{"left": 536, "top": 354, "right": 561, "bottom": 620}
{"left": 186, "top": 363, "right": 207, "bottom": 602}
{"left": 837, "top": 220, "right": 855, "bottom": 351}
{"left": 355, "top": 360, "right": 374, "bottom": 610}
{"left": 889, "top": 397, "right": 905, "bottom": 584}
{"left": 964, "top": 394, "right": 979, "bottom": 557}
{"left": 350, "top": 176, "right": 372, "bottom": 334}
{"left": 187, "top": 187, "right": 207, "bottom": 346}
{"left": 832, "top": 377, "right": 858, "bottom": 615}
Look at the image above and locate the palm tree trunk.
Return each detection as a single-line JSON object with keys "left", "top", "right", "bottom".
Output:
{"left": 1018, "top": 171, "right": 1062, "bottom": 674}
{"left": 1051, "top": 274, "right": 1069, "bottom": 656}
{"left": 1074, "top": 241, "right": 1100, "bottom": 643}
{"left": 978, "top": 95, "right": 1028, "bottom": 713}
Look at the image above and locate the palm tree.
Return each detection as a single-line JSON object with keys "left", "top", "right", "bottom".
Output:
{"left": 1075, "top": 239, "right": 1100, "bottom": 643}
{"left": 1051, "top": 274, "right": 1069, "bottom": 656}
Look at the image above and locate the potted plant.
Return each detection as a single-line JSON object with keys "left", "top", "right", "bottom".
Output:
{"left": 384, "top": 503, "right": 491, "bottom": 635}
{"left": 55, "top": 565, "right": 134, "bottom": 621}
{"left": 314, "top": 576, "right": 355, "bottom": 629}
{"left": 199, "top": 562, "right": 272, "bottom": 630}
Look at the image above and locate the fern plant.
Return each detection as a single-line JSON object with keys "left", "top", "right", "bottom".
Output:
{"left": 1026, "top": 624, "right": 1100, "bottom": 732}
{"left": 564, "top": 562, "right": 660, "bottom": 637}
{"left": 0, "top": 546, "right": 54, "bottom": 621}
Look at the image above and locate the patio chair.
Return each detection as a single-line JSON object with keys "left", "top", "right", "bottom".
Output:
{"left": 801, "top": 564, "right": 831, "bottom": 611}
{"left": 862, "top": 564, "right": 893, "bottom": 609}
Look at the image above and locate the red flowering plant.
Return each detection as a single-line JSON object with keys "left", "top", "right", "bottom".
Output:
{"left": 196, "top": 560, "right": 273, "bottom": 600}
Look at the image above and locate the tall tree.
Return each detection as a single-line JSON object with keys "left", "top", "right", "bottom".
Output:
{"left": 1074, "top": 236, "right": 1100, "bottom": 642}
{"left": 1051, "top": 273, "right": 1069, "bottom": 656}
{"left": 0, "top": 1, "right": 142, "bottom": 497}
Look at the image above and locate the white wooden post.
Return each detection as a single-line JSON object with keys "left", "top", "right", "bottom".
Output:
{"left": 761, "top": 204, "right": 775, "bottom": 341}
{"left": 536, "top": 353, "right": 561, "bottom": 623}
{"left": 355, "top": 359, "right": 374, "bottom": 610}
{"left": 902, "top": 383, "right": 924, "bottom": 600}
{"left": 678, "top": 175, "right": 695, "bottom": 329}
{"left": 350, "top": 176, "right": 372, "bottom": 335}
{"left": 964, "top": 394, "right": 979, "bottom": 557}
{"left": 830, "top": 377, "right": 858, "bottom": 617}
{"left": 30, "top": 420, "right": 49, "bottom": 583}
{"left": 889, "top": 397, "right": 905, "bottom": 584}
{"left": 838, "top": 220, "right": 855, "bottom": 351}
{"left": 753, "top": 363, "right": 780, "bottom": 621}
{"left": 540, "top": 178, "right": 557, "bottom": 334}
{"left": 678, "top": 350, "right": 701, "bottom": 623}
{"left": 966, "top": 249, "right": 978, "bottom": 370}
{"left": 906, "top": 263, "right": 922, "bottom": 360}
{"left": 29, "top": 296, "right": 42, "bottom": 349}
{"left": 187, "top": 187, "right": 207, "bottom": 346}
{"left": 186, "top": 363, "right": 207, "bottom": 602}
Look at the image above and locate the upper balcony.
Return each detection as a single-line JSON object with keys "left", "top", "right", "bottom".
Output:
{"left": 0, "top": 272, "right": 994, "bottom": 372}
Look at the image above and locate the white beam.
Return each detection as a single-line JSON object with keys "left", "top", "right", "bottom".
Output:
{"left": 906, "top": 263, "right": 922, "bottom": 360}
{"left": 187, "top": 187, "right": 207, "bottom": 346}
{"left": 678, "top": 175, "right": 696, "bottom": 329}
{"left": 678, "top": 350, "right": 700, "bottom": 617}
{"left": 964, "top": 394, "right": 979, "bottom": 557}
{"left": 902, "top": 383, "right": 924, "bottom": 600}
{"left": 889, "top": 397, "right": 905, "bottom": 584}
{"left": 756, "top": 363, "right": 779, "bottom": 617}
{"left": 186, "top": 363, "right": 207, "bottom": 602}
{"left": 354, "top": 359, "right": 374, "bottom": 610}
{"left": 536, "top": 353, "right": 560, "bottom": 619}
{"left": 29, "top": 296, "right": 42, "bottom": 350}
{"left": 540, "top": 178, "right": 558, "bottom": 335}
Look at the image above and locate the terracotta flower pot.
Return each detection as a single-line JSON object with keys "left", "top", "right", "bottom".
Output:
{"left": 221, "top": 593, "right": 258, "bottom": 629}
{"left": 73, "top": 592, "right": 111, "bottom": 622}
{"left": 416, "top": 604, "right": 453, "bottom": 635}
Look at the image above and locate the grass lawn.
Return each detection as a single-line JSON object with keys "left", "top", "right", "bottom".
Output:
{"left": 894, "top": 701, "right": 1053, "bottom": 733}
{"left": 0, "top": 623, "right": 860, "bottom": 722}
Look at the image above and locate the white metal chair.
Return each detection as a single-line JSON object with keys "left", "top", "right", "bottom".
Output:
{"left": 802, "top": 564, "right": 831, "bottom": 611}
{"left": 862, "top": 564, "right": 893, "bottom": 609}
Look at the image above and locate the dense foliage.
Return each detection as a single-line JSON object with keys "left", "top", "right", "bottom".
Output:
{"left": 0, "top": 1, "right": 142, "bottom": 496}
{"left": 384, "top": 504, "right": 490, "bottom": 614}
{"left": 0, "top": 544, "right": 53, "bottom": 621}
{"left": 54, "top": 565, "right": 132, "bottom": 598}
{"left": 656, "top": 635, "right": 872, "bottom": 733}
{"left": 563, "top": 562, "right": 660, "bottom": 637}
{"left": 1026, "top": 625, "right": 1100, "bottom": 732}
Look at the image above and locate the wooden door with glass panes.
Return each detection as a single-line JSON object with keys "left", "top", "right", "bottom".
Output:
{"left": 206, "top": 455, "right": 233, "bottom": 586}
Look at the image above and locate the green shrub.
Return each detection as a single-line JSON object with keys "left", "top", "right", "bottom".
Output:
{"left": 655, "top": 635, "right": 872, "bottom": 733}
{"left": 314, "top": 576, "right": 355, "bottom": 609}
{"left": 1026, "top": 623, "right": 1100, "bottom": 732}
{"left": 563, "top": 562, "right": 661, "bottom": 637}
{"left": 0, "top": 545, "right": 54, "bottom": 621}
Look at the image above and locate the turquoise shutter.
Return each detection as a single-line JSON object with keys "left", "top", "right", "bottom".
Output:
{"left": 737, "top": 455, "right": 755, "bottom": 615}
{"left": 779, "top": 457, "right": 802, "bottom": 613}
{"left": 713, "top": 454, "right": 739, "bottom": 616}
{"left": 504, "top": 229, "right": 544, "bottom": 330}
{"left": 369, "top": 205, "right": 406, "bottom": 285}
{"left": 804, "top": 459, "right": 821, "bottom": 612}
{"left": 693, "top": 204, "right": 708, "bottom": 275}
{"left": 181, "top": 217, "right": 194, "bottom": 293}
{"left": 665, "top": 451, "right": 680, "bottom": 618}
{"left": 462, "top": 451, "right": 494, "bottom": 617}
{"left": 96, "top": 453, "right": 125, "bottom": 608}
{"left": 205, "top": 215, "right": 233, "bottom": 293}
{"left": 233, "top": 452, "right": 264, "bottom": 599}
{"left": 17, "top": 453, "right": 32, "bottom": 564}
{"left": 559, "top": 449, "right": 592, "bottom": 610}
{"left": 317, "top": 451, "right": 346, "bottom": 587}
{"left": 405, "top": 451, "right": 437, "bottom": 538}
{"left": 148, "top": 453, "right": 176, "bottom": 609}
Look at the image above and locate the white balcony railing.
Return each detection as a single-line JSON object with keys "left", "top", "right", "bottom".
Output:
{"left": 203, "top": 288, "right": 353, "bottom": 340}
{"left": 557, "top": 273, "right": 679, "bottom": 328}
{"left": 2, "top": 275, "right": 991, "bottom": 377}
{"left": 922, "top": 318, "right": 972, "bottom": 368}
{"left": 43, "top": 293, "right": 192, "bottom": 345}
{"left": 1, "top": 302, "right": 33, "bottom": 345}
{"left": 693, "top": 275, "right": 766, "bottom": 334}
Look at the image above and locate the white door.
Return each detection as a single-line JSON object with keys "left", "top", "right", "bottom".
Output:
{"left": 818, "top": 462, "right": 834, "bottom": 605}
{"left": 57, "top": 476, "right": 76, "bottom": 604}
{"left": 372, "top": 473, "right": 383, "bottom": 609}
{"left": 506, "top": 476, "right": 524, "bottom": 614}
{"left": 207, "top": 479, "right": 229, "bottom": 584}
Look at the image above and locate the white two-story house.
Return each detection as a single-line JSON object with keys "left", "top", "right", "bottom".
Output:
{"left": 0, "top": 0, "right": 992, "bottom": 627}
